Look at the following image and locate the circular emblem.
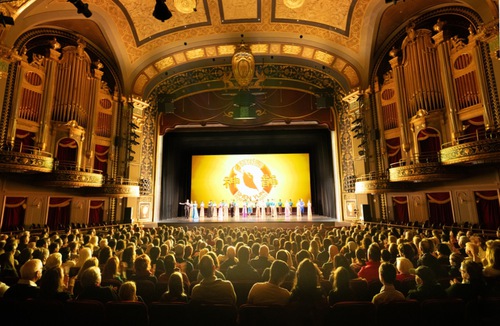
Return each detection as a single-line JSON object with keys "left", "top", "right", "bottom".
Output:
{"left": 224, "top": 159, "right": 277, "bottom": 202}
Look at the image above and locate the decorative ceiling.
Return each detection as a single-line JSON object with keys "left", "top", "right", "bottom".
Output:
{"left": 0, "top": 0, "right": 486, "bottom": 100}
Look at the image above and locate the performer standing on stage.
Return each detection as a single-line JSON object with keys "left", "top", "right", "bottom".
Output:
{"left": 230, "top": 199, "right": 236, "bottom": 218}
{"left": 278, "top": 199, "right": 283, "bottom": 215}
{"left": 223, "top": 200, "right": 229, "bottom": 218}
{"left": 270, "top": 199, "right": 277, "bottom": 218}
{"left": 307, "top": 200, "right": 312, "bottom": 219}
{"left": 218, "top": 200, "right": 224, "bottom": 219}
{"left": 296, "top": 199, "right": 302, "bottom": 218}
{"left": 284, "top": 200, "right": 291, "bottom": 218}
{"left": 234, "top": 200, "right": 240, "bottom": 218}
{"left": 179, "top": 199, "right": 191, "bottom": 218}
{"left": 212, "top": 200, "right": 217, "bottom": 218}
{"left": 207, "top": 200, "right": 212, "bottom": 218}
{"left": 200, "top": 201, "right": 205, "bottom": 218}
{"left": 242, "top": 201, "right": 248, "bottom": 218}
{"left": 300, "top": 199, "right": 305, "bottom": 216}
{"left": 288, "top": 199, "right": 294, "bottom": 216}
{"left": 192, "top": 201, "right": 199, "bottom": 220}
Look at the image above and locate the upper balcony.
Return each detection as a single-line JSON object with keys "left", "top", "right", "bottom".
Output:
{"left": 86, "top": 177, "right": 140, "bottom": 198}
{"left": 440, "top": 128, "right": 500, "bottom": 165}
{"left": 389, "top": 152, "right": 462, "bottom": 183}
{"left": 0, "top": 143, "right": 53, "bottom": 173}
{"left": 40, "top": 161, "right": 104, "bottom": 188}
{"left": 355, "top": 172, "right": 410, "bottom": 194}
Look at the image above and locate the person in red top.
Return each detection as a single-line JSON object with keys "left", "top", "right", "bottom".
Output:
{"left": 357, "top": 243, "right": 381, "bottom": 283}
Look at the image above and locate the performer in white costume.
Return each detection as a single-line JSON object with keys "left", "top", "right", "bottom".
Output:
{"left": 307, "top": 200, "right": 312, "bottom": 219}
{"left": 200, "top": 201, "right": 205, "bottom": 218}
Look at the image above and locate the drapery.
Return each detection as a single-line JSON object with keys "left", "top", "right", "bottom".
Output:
{"left": 47, "top": 198, "right": 71, "bottom": 230}
{"left": 14, "top": 129, "right": 35, "bottom": 152}
{"left": 94, "top": 145, "right": 109, "bottom": 174}
{"left": 57, "top": 138, "right": 78, "bottom": 165}
{"left": 475, "top": 190, "right": 499, "bottom": 230}
{"left": 386, "top": 137, "right": 401, "bottom": 165}
{"left": 89, "top": 200, "right": 104, "bottom": 225}
{"left": 427, "top": 192, "right": 453, "bottom": 226}
{"left": 1, "top": 197, "right": 26, "bottom": 231}
{"left": 418, "top": 128, "right": 440, "bottom": 161}
{"left": 392, "top": 196, "right": 409, "bottom": 224}
{"left": 462, "top": 116, "right": 484, "bottom": 137}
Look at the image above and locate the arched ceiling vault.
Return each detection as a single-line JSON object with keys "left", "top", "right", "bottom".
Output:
{"left": 1, "top": 0, "right": 491, "bottom": 100}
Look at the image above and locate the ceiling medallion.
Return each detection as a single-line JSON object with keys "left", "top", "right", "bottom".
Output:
{"left": 174, "top": 0, "right": 197, "bottom": 14}
{"left": 232, "top": 43, "right": 255, "bottom": 89}
{"left": 284, "top": 0, "right": 306, "bottom": 9}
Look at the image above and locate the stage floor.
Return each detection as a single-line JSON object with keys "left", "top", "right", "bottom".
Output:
{"left": 146, "top": 214, "right": 350, "bottom": 229}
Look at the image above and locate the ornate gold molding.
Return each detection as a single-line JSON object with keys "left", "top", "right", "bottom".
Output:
{"left": 0, "top": 150, "right": 53, "bottom": 173}
{"left": 41, "top": 170, "right": 103, "bottom": 188}
{"left": 440, "top": 137, "right": 500, "bottom": 165}
{"left": 389, "top": 162, "right": 460, "bottom": 182}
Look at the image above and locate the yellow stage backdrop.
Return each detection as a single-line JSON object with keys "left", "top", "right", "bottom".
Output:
{"left": 191, "top": 154, "right": 311, "bottom": 206}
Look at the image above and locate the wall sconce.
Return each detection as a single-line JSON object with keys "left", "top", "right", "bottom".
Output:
{"left": 414, "top": 197, "right": 421, "bottom": 207}
{"left": 458, "top": 192, "right": 468, "bottom": 205}
{"left": 32, "top": 199, "right": 41, "bottom": 209}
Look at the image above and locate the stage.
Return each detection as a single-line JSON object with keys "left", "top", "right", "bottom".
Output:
{"left": 144, "top": 214, "right": 351, "bottom": 229}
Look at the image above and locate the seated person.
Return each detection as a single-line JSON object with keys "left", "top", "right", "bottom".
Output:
{"left": 247, "top": 260, "right": 291, "bottom": 305}
{"left": 76, "top": 266, "right": 118, "bottom": 303}
{"left": 446, "top": 260, "right": 486, "bottom": 302}
{"left": 160, "top": 271, "right": 188, "bottom": 303}
{"left": 328, "top": 267, "right": 356, "bottom": 305}
{"left": 372, "top": 262, "right": 405, "bottom": 305}
{"left": 128, "top": 254, "right": 158, "bottom": 284}
{"left": 118, "top": 281, "right": 141, "bottom": 302}
{"left": 406, "top": 266, "right": 447, "bottom": 301}
{"left": 226, "top": 245, "right": 260, "bottom": 282}
{"left": 3, "top": 259, "right": 43, "bottom": 301}
{"left": 190, "top": 255, "right": 236, "bottom": 305}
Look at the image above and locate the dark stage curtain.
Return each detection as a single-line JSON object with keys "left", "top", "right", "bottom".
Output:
{"left": 89, "top": 200, "right": 104, "bottom": 225}
{"left": 2, "top": 197, "right": 26, "bottom": 231}
{"left": 48, "top": 198, "right": 71, "bottom": 230}
{"left": 427, "top": 192, "right": 453, "bottom": 226}
{"left": 392, "top": 196, "right": 409, "bottom": 224}
{"left": 475, "top": 190, "right": 499, "bottom": 230}
{"left": 161, "top": 128, "right": 336, "bottom": 220}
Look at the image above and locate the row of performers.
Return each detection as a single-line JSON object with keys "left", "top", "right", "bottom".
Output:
{"left": 179, "top": 199, "right": 312, "bottom": 219}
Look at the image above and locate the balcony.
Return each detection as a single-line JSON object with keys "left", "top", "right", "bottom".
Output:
{"left": 86, "top": 177, "right": 140, "bottom": 198}
{"left": 389, "top": 153, "right": 461, "bottom": 182}
{"left": 0, "top": 144, "right": 53, "bottom": 173}
{"left": 355, "top": 172, "right": 410, "bottom": 194}
{"left": 440, "top": 128, "right": 500, "bottom": 165}
{"left": 40, "top": 162, "right": 104, "bottom": 188}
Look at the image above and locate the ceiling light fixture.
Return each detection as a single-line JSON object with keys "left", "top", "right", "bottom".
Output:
{"left": 68, "top": 0, "right": 92, "bottom": 18}
{"left": 153, "top": 0, "right": 173, "bottom": 22}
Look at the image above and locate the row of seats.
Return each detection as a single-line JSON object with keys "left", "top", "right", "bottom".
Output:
{"left": 1, "top": 297, "right": 499, "bottom": 326}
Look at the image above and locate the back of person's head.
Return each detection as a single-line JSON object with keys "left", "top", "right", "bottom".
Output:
{"left": 396, "top": 257, "right": 413, "bottom": 275}
{"left": 355, "top": 247, "right": 366, "bottom": 263}
{"left": 379, "top": 262, "right": 397, "bottom": 285}
{"left": 294, "top": 259, "right": 320, "bottom": 291}
{"left": 333, "top": 266, "right": 350, "bottom": 291}
{"left": 367, "top": 243, "right": 381, "bottom": 262}
{"left": 199, "top": 254, "right": 215, "bottom": 279}
{"left": 119, "top": 281, "right": 137, "bottom": 301}
{"left": 437, "top": 243, "right": 451, "bottom": 256}
{"left": 20, "top": 258, "right": 43, "bottom": 281}
{"left": 412, "top": 265, "right": 436, "bottom": 285}
{"left": 329, "top": 244, "right": 339, "bottom": 259}
{"left": 134, "top": 253, "right": 151, "bottom": 273}
{"left": 168, "top": 271, "right": 185, "bottom": 296}
{"left": 295, "top": 249, "right": 311, "bottom": 265}
{"left": 80, "top": 266, "right": 101, "bottom": 288}
{"left": 449, "top": 252, "right": 464, "bottom": 267}
{"left": 485, "top": 239, "right": 500, "bottom": 269}
{"left": 226, "top": 246, "right": 236, "bottom": 259}
{"left": 276, "top": 249, "right": 289, "bottom": 263}
{"left": 333, "top": 254, "right": 350, "bottom": 270}
{"left": 419, "top": 238, "right": 435, "bottom": 254}
{"left": 40, "top": 266, "right": 64, "bottom": 294}
{"left": 45, "top": 252, "right": 62, "bottom": 270}
{"left": 237, "top": 245, "right": 251, "bottom": 263}
{"left": 269, "top": 260, "right": 289, "bottom": 284}
{"left": 461, "top": 260, "right": 484, "bottom": 282}
{"left": 149, "top": 246, "right": 161, "bottom": 262}
{"left": 381, "top": 249, "right": 392, "bottom": 263}
{"left": 259, "top": 244, "right": 269, "bottom": 257}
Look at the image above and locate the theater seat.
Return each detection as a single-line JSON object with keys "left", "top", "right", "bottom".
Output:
{"left": 149, "top": 302, "right": 190, "bottom": 326}
{"left": 326, "top": 301, "right": 376, "bottom": 326}
{"left": 420, "top": 298, "right": 465, "bottom": 326}
{"left": 105, "top": 301, "right": 149, "bottom": 326}
{"left": 65, "top": 299, "right": 106, "bottom": 326}
{"left": 349, "top": 278, "right": 369, "bottom": 301}
{"left": 189, "top": 303, "right": 238, "bottom": 326}
{"left": 376, "top": 300, "right": 420, "bottom": 326}
{"left": 239, "top": 304, "right": 289, "bottom": 326}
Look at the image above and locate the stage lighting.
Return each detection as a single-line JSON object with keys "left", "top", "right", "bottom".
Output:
{"left": 68, "top": 0, "right": 92, "bottom": 18}
{"left": 153, "top": 0, "right": 173, "bottom": 22}
{"left": 0, "top": 13, "right": 14, "bottom": 27}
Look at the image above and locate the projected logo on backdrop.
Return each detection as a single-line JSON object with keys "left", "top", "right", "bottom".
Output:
{"left": 224, "top": 158, "right": 277, "bottom": 202}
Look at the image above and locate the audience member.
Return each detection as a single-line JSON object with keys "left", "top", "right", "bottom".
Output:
{"left": 447, "top": 260, "right": 486, "bottom": 302}
{"left": 129, "top": 253, "right": 157, "bottom": 284}
{"left": 226, "top": 245, "right": 260, "bottom": 282}
{"left": 76, "top": 266, "right": 118, "bottom": 303}
{"left": 118, "top": 281, "right": 141, "bottom": 302}
{"left": 39, "top": 266, "right": 72, "bottom": 301}
{"left": 160, "top": 271, "right": 188, "bottom": 303}
{"left": 328, "top": 266, "right": 356, "bottom": 305}
{"left": 3, "top": 258, "right": 43, "bottom": 301}
{"left": 247, "top": 259, "right": 291, "bottom": 305}
{"left": 358, "top": 244, "right": 381, "bottom": 283}
{"left": 190, "top": 255, "right": 236, "bottom": 305}
{"left": 372, "top": 262, "right": 405, "bottom": 305}
{"left": 406, "top": 266, "right": 447, "bottom": 301}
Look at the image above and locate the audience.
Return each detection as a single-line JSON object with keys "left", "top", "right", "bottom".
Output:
{"left": 118, "top": 281, "right": 140, "bottom": 302}
{"left": 160, "top": 271, "right": 188, "bottom": 302}
{"left": 358, "top": 243, "right": 381, "bottom": 283}
{"left": 406, "top": 266, "right": 447, "bottom": 301}
{"left": 76, "top": 266, "right": 118, "bottom": 303}
{"left": 226, "top": 245, "right": 260, "bottom": 282}
{"left": 328, "top": 266, "right": 356, "bottom": 305}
